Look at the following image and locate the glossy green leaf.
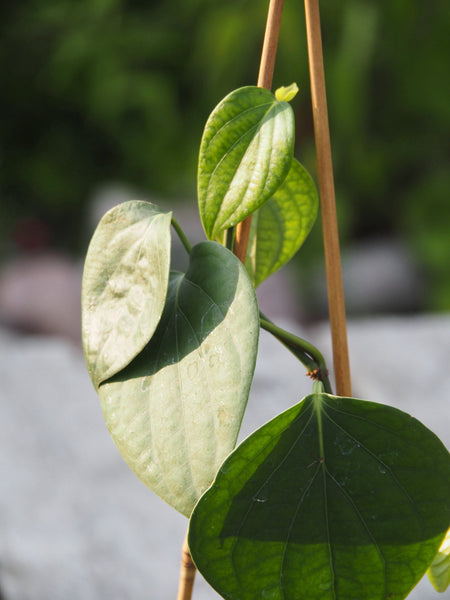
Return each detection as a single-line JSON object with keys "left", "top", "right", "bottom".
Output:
{"left": 82, "top": 201, "right": 172, "bottom": 388}
{"left": 246, "top": 158, "right": 319, "bottom": 287}
{"left": 99, "top": 241, "right": 259, "bottom": 517}
{"left": 189, "top": 391, "right": 450, "bottom": 600}
{"left": 198, "top": 86, "right": 295, "bottom": 240}
{"left": 428, "top": 527, "right": 450, "bottom": 592}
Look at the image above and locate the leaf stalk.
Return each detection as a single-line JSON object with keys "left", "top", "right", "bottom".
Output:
{"left": 171, "top": 217, "right": 192, "bottom": 254}
{"left": 260, "top": 315, "right": 333, "bottom": 394}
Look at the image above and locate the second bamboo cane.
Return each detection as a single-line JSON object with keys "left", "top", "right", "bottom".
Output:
{"left": 304, "top": 0, "right": 352, "bottom": 397}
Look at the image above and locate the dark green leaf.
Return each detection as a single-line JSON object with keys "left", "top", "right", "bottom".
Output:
{"left": 198, "top": 86, "right": 295, "bottom": 240}
{"left": 99, "top": 242, "right": 259, "bottom": 517}
{"left": 82, "top": 201, "right": 172, "bottom": 388}
{"left": 189, "top": 391, "right": 450, "bottom": 600}
{"left": 246, "top": 158, "right": 319, "bottom": 287}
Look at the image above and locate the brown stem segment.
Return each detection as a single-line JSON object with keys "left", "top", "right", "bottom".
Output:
{"left": 256, "top": 0, "right": 284, "bottom": 89}
{"left": 304, "top": 0, "right": 352, "bottom": 397}
{"left": 234, "top": 0, "right": 284, "bottom": 264}
{"left": 176, "top": 535, "right": 196, "bottom": 600}
{"left": 177, "top": 4, "right": 284, "bottom": 598}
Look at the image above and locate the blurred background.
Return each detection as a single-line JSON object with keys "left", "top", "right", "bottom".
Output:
{"left": 1, "top": 0, "right": 449, "bottom": 343}
{"left": 1, "top": 4, "right": 449, "bottom": 599}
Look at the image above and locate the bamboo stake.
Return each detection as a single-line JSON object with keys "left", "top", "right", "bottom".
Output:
{"left": 304, "top": 0, "right": 352, "bottom": 397}
{"left": 176, "top": 4, "right": 285, "bottom": 598}
{"left": 234, "top": 0, "right": 284, "bottom": 263}
{"left": 176, "top": 535, "right": 196, "bottom": 600}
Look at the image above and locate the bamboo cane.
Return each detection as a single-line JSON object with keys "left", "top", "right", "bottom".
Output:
{"left": 304, "top": 0, "right": 352, "bottom": 397}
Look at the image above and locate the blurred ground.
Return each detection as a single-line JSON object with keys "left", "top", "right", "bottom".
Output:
{"left": 0, "top": 315, "right": 449, "bottom": 599}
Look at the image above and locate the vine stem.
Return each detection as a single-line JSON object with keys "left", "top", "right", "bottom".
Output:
{"left": 171, "top": 217, "right": 192, "bottom": 254}
{"left": 176, "top": 4, "right": 285, "bottom": 598}
{"left": 260, "top": 316, "right": 333, "bottom": 394}
{"left": 304, "top": 0, "right": 352, "bottom": 397}
{"left": 176, "top": 535, "right": 196, "bottom": 600}
{"left": 234, "top": 0, "right": 284, "bottom": 264}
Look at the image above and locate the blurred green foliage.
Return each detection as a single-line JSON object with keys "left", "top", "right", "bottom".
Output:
{"left": 0, "top": 0, "right": 449, "bottom": 307}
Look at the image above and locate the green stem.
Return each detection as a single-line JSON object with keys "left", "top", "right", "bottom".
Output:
{"left": 171, "top": 217, "right": 192, "bottom": 254}
{"left": 224, "top": 227, "right": 234, "bottom": 251}
{"left": 260, "top": 315, "right": 333, "bottom": 394}
{"left": 313, "top": 381, "right": 325, "bottom": 394}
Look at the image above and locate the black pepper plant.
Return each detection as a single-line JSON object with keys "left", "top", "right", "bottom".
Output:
{"left": 80, "top": 4, "right": 450, "bottom": 599}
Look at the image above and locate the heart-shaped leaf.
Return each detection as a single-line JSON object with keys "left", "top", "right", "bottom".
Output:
{"left": 428, "top": 527, "right": 450, "bottom": 592}
{"left": 246, "top": 158, "right": 319, "bottom": 287}
{"left": 189, "top": 391, "right": 450, "bottom": 600}
{"left": 82, "top": 201, "right": 172, "bottom": 388}
{"left": 198, "top": 86, "right": 295, "bottom": 240}
{"left": 99, "top": 241, "right": 260, "bottom": 517}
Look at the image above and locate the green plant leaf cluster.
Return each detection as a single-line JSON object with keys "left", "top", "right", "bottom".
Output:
{"left": 81, "top": 85, "right": 320, "bottom": 517}
{"left": 82, "top": 202, "right": 259, "bottom": 516}
{"left": 198, "top": 85, "right": 318, "bottom": 287}
{"left": 81, "top": 83, "right": 450, "bottom": 600}
{"left": 189, "top": 389, "right": 450, "bottom": 600}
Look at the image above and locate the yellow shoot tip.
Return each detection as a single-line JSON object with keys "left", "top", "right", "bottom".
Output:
{"left": 275, "top": 82, "right": 299, "bottom": 102}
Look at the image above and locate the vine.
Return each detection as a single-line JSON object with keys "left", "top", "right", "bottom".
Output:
{"left": 80, "top": 1, "right": 450, "bottom": 599}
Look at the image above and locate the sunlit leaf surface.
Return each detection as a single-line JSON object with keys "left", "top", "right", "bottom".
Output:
{"left": 189, "top": 391, "right": 450, "bottom": 599}
{"left": 99, "top": 242, "right": 259, "bottom": 516}
{"left": 246, "top": 158, "right": 318, "bottom": 287}
{"left": 198, "top": 86, "right": 294, "bottom": 240}
{"left": 428, "top": 527, "right": 450, "bottom": 592}
{"left": 82, "top": 201, "right": 172, "bottom": 388}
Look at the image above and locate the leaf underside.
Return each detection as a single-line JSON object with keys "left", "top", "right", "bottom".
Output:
{"left": 427, "top": 527, "right": 450, "bottom": 592}
{"left": 246, "top": 158, "right": 319, "bottom": 287}
{"left": 189, "top": 392, "right": 450, "bottom": 600}
{"left": 99, "top": 242, "right": 260, "bottom": 517}
{"left": 82, "top": 200, "right": 172, "bottom": 388}
{"left": 198, "top": 86, "right": 295, "bottom": 240}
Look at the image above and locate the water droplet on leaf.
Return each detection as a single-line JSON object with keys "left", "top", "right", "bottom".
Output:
{"left": 253, "top": 485, "right": 269, "bottom": 503}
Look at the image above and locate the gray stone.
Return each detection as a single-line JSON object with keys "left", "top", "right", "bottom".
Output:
{"left": 0, "top": 316, "right": 449, "bottom": 599}
{"left": 0, "top": 254, "right": 82, "bottom": 344}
